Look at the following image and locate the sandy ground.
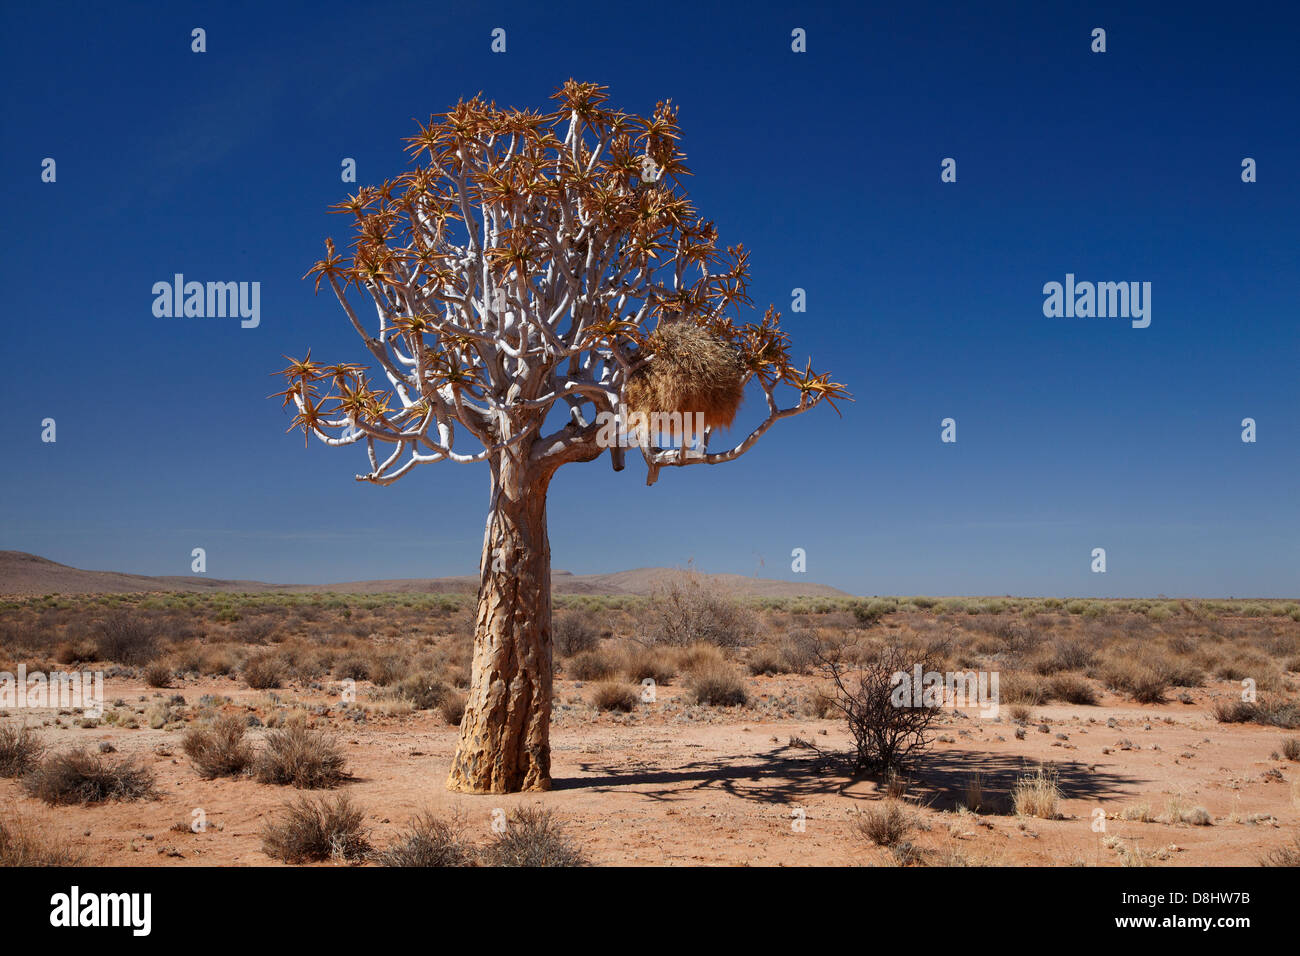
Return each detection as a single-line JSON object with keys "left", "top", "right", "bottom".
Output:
{"left": 3, "top": 673, "right": 1297, "bottom": 867}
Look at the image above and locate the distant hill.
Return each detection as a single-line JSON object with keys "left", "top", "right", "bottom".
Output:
{"left": 0, "top": 551, "right": 851, "bottom": 599}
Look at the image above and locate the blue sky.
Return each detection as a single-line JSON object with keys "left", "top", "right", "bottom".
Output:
{"left": 1, "top": 0, "right": 1296, "bottom": 597}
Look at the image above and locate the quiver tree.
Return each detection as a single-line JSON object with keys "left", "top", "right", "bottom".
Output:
{"left": 276, "top": 80, "right": 848, "bottom": 793}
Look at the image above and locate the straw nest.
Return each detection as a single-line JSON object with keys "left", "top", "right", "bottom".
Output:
{"left": 625, "top": 322, "right": 745, "bottom": 436}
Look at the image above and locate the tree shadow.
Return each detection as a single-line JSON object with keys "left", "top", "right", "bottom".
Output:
{"left": 557, "top": 744, "right": 1142, "bottom": 814}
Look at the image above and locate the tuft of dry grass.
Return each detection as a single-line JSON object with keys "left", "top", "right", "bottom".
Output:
{"left": 254, "top": 724, "right": 349, "bottom": 789}
{"left": 0, "top": 813, "right": 84, "bottom": 866}
{"left": 23, "top": 749, "right": 156, "bottom": 805}
{"left": 1012, "top": 765, "right": 1060, "bottom": 819}
{"left": 480, "top": 806, "right": 589, "bottom": 867}
{"left": 243, "top": 652, "right": 286, "bottom": 690}
{"left": 685, "top": 661, "right": 748, "bottom": 707}
{"left": 182, "top": 714, "right": 254, "bottom": 779}
{"left": 261, "top": 794, "right": 370, "bottom": 864}
{"left": 855, "top": 800, "right": 915, "bottom": 847}
{"left": 0, "top": 725, "right": 45, "bottom": 778}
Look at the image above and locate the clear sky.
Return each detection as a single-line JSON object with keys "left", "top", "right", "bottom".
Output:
{"left": 1, "top": 0, "right": 1296, "bottom": 597}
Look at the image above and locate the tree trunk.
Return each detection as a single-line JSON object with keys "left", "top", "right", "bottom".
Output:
{"left": 446, "top": 454, "right": 554, "bottom": 793}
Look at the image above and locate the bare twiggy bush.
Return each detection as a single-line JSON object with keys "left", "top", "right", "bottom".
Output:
{"left": 0, "top": 814, "right": 83, "bottom": 866}
{"left": 254, "top": 724, "right": 349, "bottom": 788}
{"left": 591, "top": 681, "right": 638, "bottom": 712}
{"left": 553, "top": 613, "right": 600, "bottom": 657}
{"left": 639, "top": 572, "right": 758, "bottom": 647}
{"left": 0, "top": 725, "right": 45, "bottom": 777}
{"left": 261, "top": 794, "right": 370, "bottom": 863}
{"left": 378, "top": 810, "right": 475, "bottom": 867}
{"left": 481, "top": 806, "right": 589, "bottom": 867}
{"left": 855, "top": 800, "right": 915, "bottom": 847}
{"left": 23, "top": 749, "right": 156, "bottom": 805}
{"left": 1281, "top": 738, "right": 1300, "bottom": 761}
{"left": 92, "top": 611, "right": 158, "bottom": 666}
{"left": 182, "top": 715, "right": 254, "bottom": 779}
{"left": 685, "top": 661, "right": 748, "bottom": 707}
{"left": 818, "top": 638, "right": 945, "bottom": 774}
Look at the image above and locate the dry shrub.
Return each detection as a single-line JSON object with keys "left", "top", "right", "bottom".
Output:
{"left": 1012, "top": 765, "right": 1060, "bottom": 819}
{"left": 92, "top": 611, "right": 158, "bottom": 666}
{"left": 1214, "top": 697, "right": 1300, "bottom": 728}
{"left": 1045, "top": 672, "right": 1099, "bottom": 705}
{"left": 396, "top": 673, "right": 448, "bottom": 711}
{"left": 378, "top": 810, "right": 475, "bottom": 867}
{"left": 821, "top": 638, "right": 944, "bottom": 774}
{"left": 1045, "top": 637, "right": 1094, "bottom": 673}
{"left": 855, "top": 800, "right": 914, "bottom": 847}
{"left": 369, "top": 655, "right": 406, "bottom": 687}
{"left": 143, "top": 661, "right": 173, "bottom": 688}
{"left": 182, "top": 715, "right": 254, "bottom": 779}
{"left": 625, "top": 321, "right": 744, "bottom": 435}
{"left": 747, "top": 644, "right": 788, "bottom": 676}
{"left": 0, "top": 814, "right": 83, "bottom": 866}
{"left": 673, "top": 642, "right": 727, "bottom": 674}
{"left": 553, "top": 613, "right": 600, "bottom": 657}
{"left": 1281, "top": 738, "right": 1300, "bottom": 762}
{"left": 591, "top": 681, "right": 638, "bottom": 712}
{"left": 54, "top": 641, "right": 96, "bottom": 666}
{"left": 1260, "top": 833, "right": 1300, "bottom": 867}
{"left": 333, "top": 652, "right": 371, "bottom": 681}
{"left": 480, "top": 806, "right": 589, "bottom": 867}
{"left": 685, "top": 662, "right": 748, "bottom": 707}
{"left": 0, "top": 725, "right": 45, "bottom": 777}
{"left": 1212, "top": 698, "right": 1256, "bottom": 723}
{"left": 233, "top": 616, "right": 277, "bottom": 644}
{"left": 261, "top": 794, "right": 370, "bottom": 863}
{"left": 23, "top": 749, "right": 156, "bottom": 805}
{"left": 439, "top": 692, "right": 467, "bottom": 726}
{"left": 619, "top": 644, "right": 676, "bottom": 685}
{"left": 1103, "top": 659, "right": 1170, "bottom": 703}
{"left": 639, "top": 572, "right": 758, "bottom": 647}
{"left": 999, "top": 671, "right": 1047, "bottom": 706}
{"left": 243, "top": 652, "right": 286, "bottom": 690}
{"left": 254, "top": 724, "right": 349, "bottom": 788}
{"left": 566, "top": 648, "right": 618, "bottom": 681}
